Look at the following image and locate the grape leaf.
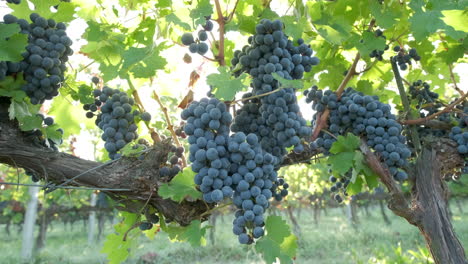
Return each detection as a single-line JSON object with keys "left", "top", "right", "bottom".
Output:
{"left": 206, "top": 66, "right": 249, "bottom": 101}
{"left": 9, "top": 0, "right": 76, "bottom": 22}
{"left": 329, "top": 133, "right": 360, "bottom": 154}
{"left": 328, "top": 152, "right": 355, "bottom": 175}
{"left": 0, "top": 24, "right": 27, "bottom": 62}
{"left": 158, "top": 168, "right": 202, "bottom": 202}
{"left": 441, "top": 10, "right": 468, "bottom": 32}
{"left": 355, "top": 31, "right": 386, "bottom": 57}
{"left": 101, "top": 212, "right": 139, "bottom": 264}
{"left": 189, "top": 0, "right": 213, "bottom": 25}
{"left": 272, "top": 73, "right": 303, "bottom": 89}
{"left": 255, "top": 216, "right": 297, "bottom": 264}
{"left": 161, "top": 220, "right": 207, "bottom": 247}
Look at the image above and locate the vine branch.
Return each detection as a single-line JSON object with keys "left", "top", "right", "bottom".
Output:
{"left": 127, "top": 79, "right": 162, "bottom": 143}
{"left": 390, "top": 57, "right": 421, "bottom": 152}
{"left": 311, "top": 19, "right": 375, "bottom": 141}
{"left": 448, "top": 64, "right": 464, "bottom": 96}
{"left": 401, "top": 92, "right": 468, "bottom": 125}
{"left": 214, "top": 0, "right": 226, "bottom": 66}
{"left": 152, "top": 90, "right": 187, "bottom": 167}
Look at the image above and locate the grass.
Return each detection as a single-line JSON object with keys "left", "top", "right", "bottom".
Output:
{"left": 0, "top": 202, "right": 466, "bottom": 264}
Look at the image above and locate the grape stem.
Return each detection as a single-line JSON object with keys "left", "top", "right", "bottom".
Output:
{"left": 390, "top": 57, "right": 421, "bottom": 152}
{"left": 152, "top": 90, "right": 187, "bottom": 168}
{"left": 448, "top": 64, "right": 465, "bottom": 96}
{"left": 127, "top": 79, "right": 162, "bottom": 143}
{"left": 310, "top": 20, "right": 376, "bottom": 141}
{"left": 359, "top": 139, "right": 415, "bottom": 221}
{"left": 199, "top": 202, "right": 232, "bottom": 218}
{"left": 400, "top": 92, "right": 468, "bottom": 125}
{"left": 225, "top": 0, "right": 240, "bottom": 23}
{"left": 214, "top": 0, "right": 226, "bottom": 66}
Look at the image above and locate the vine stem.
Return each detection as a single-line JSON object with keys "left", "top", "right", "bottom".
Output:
{"left": 214, "top": 0, "right": 226, "bottom": 66}
{"left": 226, "top": 0, "right": 240, "bottom": 23}
{"left": 390, "top": 57, "right": 421, "bottom": 152}
{"left": 310, "top": 19, "right": 375, "bottom": 141}
{"left": 127, "top": 79, "right": 162, "bottom": 143}
{"left": 401, "top": 92, "right": 468, "bottom": 125}
{"left": 448, "top": 64, "right": 465, "bottom": 96}
{"left": 199, "top": 202, "right": 232, "bottom": 218}
{"left": 152, "top": 90, "right": 187, "bottom": 167}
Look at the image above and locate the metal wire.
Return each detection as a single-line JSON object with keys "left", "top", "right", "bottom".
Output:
{"left": 0, "top": 182, "right": 131, "bottom": 192}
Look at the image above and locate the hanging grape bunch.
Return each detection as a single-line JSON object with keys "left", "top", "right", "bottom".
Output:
{"left": 392, "top": 46, "right": 421, "bottom": 71}
{"left": 449, "top": 103, "right": 468, "bottom": 174}
{"left": 328, "top": 171, "right": 351, "bottom": 203}
{"left": 230, "top": 19, "right": 318, "bottom": 162}
{"left": 83, "top": 79, "right": 152, "bottom": 160}
{"left": 306, "top": 86, "right": 411, "bottom": 182}
{"left": 157, "top": 143, "right": 183, "bottom": 179}
{"left": 1, "top": 13, "right": 73, "bottom": 104}
{"left": 180, "top": 16, "right": 213, "bottom": 55}
{"left": 182, "top": 97, "right": 293, "bottom": 244}
{"left": 6, "top": 0, "right": 21, "bottom": 4}
{"left": 369, "top": 29, "right": 389, "bottom": 61}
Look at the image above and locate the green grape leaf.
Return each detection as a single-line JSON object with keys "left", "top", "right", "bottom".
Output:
{"left": 165, "top": 13, "right": 191, "bottom": 31}
{"left": 18, "top": 115, "right": 43, "bottom": 131}
{"left": 355, "top": 31, "right": 386, "bottom": 57}
{"left": 206, "top": 66, "right": 249, "bottom": 101}
{"left": 121, "top": 45, "right": 168, "bottom": 79}
{"left": 158, "top": 168, "right": 201, "bottom": 202}
{"left": 441, "top": 10, "right": 468, "bottom": 32}
{"left": 44, "top": 124, "right": 63, "bottom": 145}
{"left": 101, "top": 212, "right": 139, "bottom": 264}
{"left": 0, "top": 75, "right": 26, "bottom": 101}
{"left": 347, "top": 173, "right": 363, "bottom": 195}
{"left": 10, "top": 0, "right": 76, "bottom": 22}
{"left": 0, "top": 24, "right": 28, "bottom": 62}
{"left": 328, "top": 152, "right": 355, "bottom": 175}
{"left": 329, "top": 133, "right": 360, "bottom": 154}
{"left": 272, "top": 73, "right": 303, "bottom": 89}
{"left": 162, "top": 220, "right": 207, "bottom": 247}
{"left": 189, "top": 0, "right": 213, "bottom": 25}
{"left": 255, "top": 215, "right": 297, "bottom": 264}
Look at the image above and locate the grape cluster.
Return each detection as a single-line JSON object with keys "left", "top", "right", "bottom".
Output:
{"left": 182, "top": 97, "right": 296, "bottom": 244}
{"left": 230, "top": 19, "right": 316, "bottom": 162}
{"left": 228, "top": 132, "right": 280, "bottom": 244}
{"left": 6, "top": 0, "right": 21, "bottom": 4}
{"left": 180, "top": 16, "right": 213, "bottom": 56}
{"left": 181, "top": 98, "right": 233, "bottom": 203}
{"left": 24, "top": 114, "right": 63, "bottom": 152}
{"left": 1, "top": 13, "right": 73, "bottom": 104}
{"left": 85, "top": 86, "right": 151, "bottom": 160}
{"left": 306, "top": 86, "right": 411, "bottom": 181}
{"left": 368, "top": 29, "right": 389, "bottom": 61}
{"left": 392, "top": 46, "right": 420, "bottom": 71}
{"left": 449, "top": 104, "right": 468, "bottom": 174}
{"left": 158, "top": 144, "right": 183, "bottom": 179}
{"left": 408, "top": 80, "right": 450, "bottom": 137}
{"left": 328, "top": 172, "right": 350, "bottom": 203}
{"left": 231, "top": 19, "right": 319, "bottom": 79}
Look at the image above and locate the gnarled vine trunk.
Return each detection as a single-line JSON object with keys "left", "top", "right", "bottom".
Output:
{"left": 409, "top": 149, "right": 466, "bottom": 264}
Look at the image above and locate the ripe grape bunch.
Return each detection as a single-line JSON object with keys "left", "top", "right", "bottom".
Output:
{"left": 408, "top": 80, "right": 450, "bottom": 137}
{"left": 1, "top": 13, "right": 73, "bottom": 104}
{"left": 368, "top": 29, "right": 389, "bottom": 61}
{"left": 180, "top": 16, "right": 213, "bottom": 55}
{"left": 6, "top": 0, "right": 21, "bottom": 4}
{"left": 230, "top": 19, "right": 317, "bottom": 161}
{"left": 449, "top": 103, "right": 468, "bottom": 174}
{"left": 157, "top": 143, "right": 183, "bottom": 179}
{"left": 182, "top": 97, "right": 291, "bottom": 244}
{"left": 328, "top": 172, "right": 351, "bottom": 203}
{"left": 84, "top": 83, "right": 152, "bottom": 160}
{"left": 306, "top": 86, "right": 411, "bottom": 182}
{"left": 392, "top": 46, "right": 421, "bottom": 71}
